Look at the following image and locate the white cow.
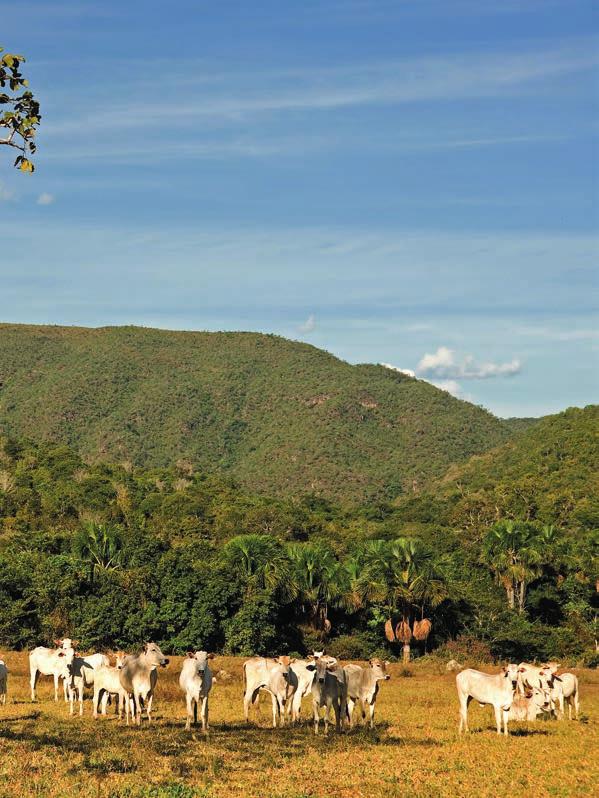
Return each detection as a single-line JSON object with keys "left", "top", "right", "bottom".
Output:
{"left": 285, "top": 659, "right": 318, "bottom": 724}
{"left": 29, "top": 646, "right": 75, "bottom": 701}
{"left": 118, "top": 642, "right": 169, "bottom": 725}
{"left": 508, "top": 687, "right": 551, "bottom": 721}
{"left": 66, "top": 652, "right": 111, "bottom": 716}
{"left": 92, "top": 653, "right": 129, "bottom": 721}
{"left": 542, "top": 670, "right": 579, "bottom": 720}
{"left": 0, "top": 659, "right": 7, "bottom": 704}
{"left": 179, "top": 651, "right": 214, "bottom": 731}
{"left": 243, "top": 656, "right": 296, "bottom": 728}
{"left": 517, "top": 662, "right": 558, "bottom": 694}
{"left": 343, "top": 659, "right": 390, "bottom": 728}
{"left": 307, "top": 656, "right": 343, "bottom": 735}
{"left": 456, "top": 664, "right": 520, "bottom": 736}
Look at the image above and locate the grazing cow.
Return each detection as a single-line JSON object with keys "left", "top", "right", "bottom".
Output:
{"left": 243, "top": 656, "right": 295, "bottom": 728}
{"left": 0, "top": 659, "right": 7, "bottom": 705}
{"left": 66, "top": 652, "right": 111, "bottom": 716}
{"left": 118, "top": 642, "right": 169, "bottom": 725}
{"left": 508, "top": 687, "right": 551, "bottom": 721}
{"left": 29, "top": 646, "right": 75, "bottom": 701}
{"left": 179, "top": 651, "right": 214, "bottom": 731}
{"left": 343, "top": 659, "right": 390, "bottom": 728}
{"left": 307, "top": 656, "right": 343, "bottom": 735}
{"left": 456, "top": 665, "right": 519, "bottom": 736}
{"left": 92, "top": 653, "right": 129, "bottom": 721}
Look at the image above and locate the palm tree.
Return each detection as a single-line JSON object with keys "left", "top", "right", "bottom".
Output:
{"left": 359, "top": 537, "right": 449, "bottom": 663}
{"left": 221, "top": 534, "right": 297, "bottom": 601}
{"left": 74, "top": 522, "right": 123, "bottom": 584}
{"left": 287, "top": 542, "right": 341, "bottom": 635}
{"left": 482, "top": 521, "right": 543, "bottom": 613}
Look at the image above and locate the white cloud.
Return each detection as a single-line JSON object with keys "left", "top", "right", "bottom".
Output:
{"left": 298, "top": 314, "right": 316, "bottom": 333}
{"left": 429, "top": 379, "right": 464, "bottom": 398}
{"left": 0, "top": 182, "right": 14, "bottom": 202}
{"left": 380, "top": 362, "right": 415, "bottom": 377}
{"left": 37, "top": 193, "right": 55, "bottom": 205}
{"left": 416, "top": 346, "right": 521, "bottom": 380}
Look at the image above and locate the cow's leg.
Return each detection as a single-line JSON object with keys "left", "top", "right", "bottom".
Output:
{"left": 54, "top": 673, "right": 60, "bottom": 702}
{"left": 30, "top": 667, "right": 38, "bottom": 701}
{"left": 574, "top": 691, "right": 579, "bottom": 720}
{"left": 313, "top": 699, "right": 320, "bottom": 735}
{"left": 346, "top": 697, "right": 355, "bottom": 727}
{"left": 63, "top": 675, "right": 69, "bottom": 703}
{"left": 146, "top": 692, "right": 154, "bottom": 723}
{"left": 458, "top": 694, "right": 470, "bottom": 734}
{"left": 79, "top": 683, "right": 84, "bottom": 716}
{"left": 185, "top": 694, "right": 193, "bottom": 731}
{"left": 201, "top": 696, "right": 209, "bottom": 732}
{"left": 502, "top": 708, "right": 509, "bottom": 736}
{"left": 270, "top": 693, "right": 278, "bottom": 728}
{"left": 102, "top": 690, "right": 110, "bottom": 716}
{"left": 368, "top": 701, "right": 376, "bottom": 729}
{"left": 93, "top": 686, "right": 100, "bottom": 719}
{"left": 333, "top": 696, "right": 341, "bottom": 733}
{"left": 493, "top": 704, "right": 502, "bottom": 735}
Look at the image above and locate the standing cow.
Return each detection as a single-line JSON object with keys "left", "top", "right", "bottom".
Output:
{"left": 29, "top": 645, "right": 75, "bottom": 701}
{"left": 456, "top": 664, "right": 520, "bottom": 736}
{"left": 179, "top": 651, "right": 214, "bottom": 731}
{"left": 92, "top": 653, "right": 129, "bottom": 721}
{"left": 66, "top": 652, "right": 111, "bottom": 716}
{"left": 118, "top": 642, "right": 169, "bottom": 725}
{"left": 243, "top": 656, "right": 295, "bottom": 728}
{"left": 343, "top": 659, "right": 390, "bottom": 728}
{"left": 307, "top": 656, "right": 343, "bottom": 734}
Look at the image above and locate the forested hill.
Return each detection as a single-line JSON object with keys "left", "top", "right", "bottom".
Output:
{"left": 396, "top": 405, "right": 599, "bottom": 531}
{"left": 0, "top": 323, "right": 515, "bottom": 503}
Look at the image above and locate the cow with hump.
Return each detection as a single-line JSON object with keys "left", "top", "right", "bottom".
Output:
{"left": 243, "top": 656, "right": 296, "bottom": 728}
{"left": 118, "top": 642, "right": 169, "bottom": 725}
{"left": 456, "top": 664, "right": 520, "bottom": 736}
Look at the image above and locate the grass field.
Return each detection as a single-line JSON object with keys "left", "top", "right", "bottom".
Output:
{"left": 0, "top": 653, "right": 597, "bottom": 798}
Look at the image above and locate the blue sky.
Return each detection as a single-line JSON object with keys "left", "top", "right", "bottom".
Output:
{"left": 1, "top": 0, "right": 597, "bottom": 417}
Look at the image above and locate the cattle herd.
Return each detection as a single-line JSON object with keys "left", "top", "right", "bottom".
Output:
{"left": 0, "top": 640, "right": 582, "bottom": 737}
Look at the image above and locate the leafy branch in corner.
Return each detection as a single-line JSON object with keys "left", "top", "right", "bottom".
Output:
{"left": 0, "top": 47, "right": 41, "bottom": 172}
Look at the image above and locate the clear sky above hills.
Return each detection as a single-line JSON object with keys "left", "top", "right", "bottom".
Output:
{"left": 1, "top": 0, "right": 597, "bottom": 417}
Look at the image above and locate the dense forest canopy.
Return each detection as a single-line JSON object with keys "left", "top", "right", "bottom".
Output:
{"left": 0, "top": 324, "right": 515, "bottom": 504}
{"left": 0, "top": 403, "right": 596, "bottom": 664}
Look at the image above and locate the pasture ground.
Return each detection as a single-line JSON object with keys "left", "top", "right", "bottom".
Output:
{"left": 0, "top": 653, "right": 597, "bottom": 798}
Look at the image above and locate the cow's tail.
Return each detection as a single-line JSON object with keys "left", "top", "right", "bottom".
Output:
{"left": 242, "top": 662, "right": 247, "bottom": 695}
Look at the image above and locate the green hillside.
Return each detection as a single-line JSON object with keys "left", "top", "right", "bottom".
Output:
{"left": 398, "top": 405, "right": 599, "bottom": 530}
{"left": 0, "top": 323, "right": 515, "bottom": 503}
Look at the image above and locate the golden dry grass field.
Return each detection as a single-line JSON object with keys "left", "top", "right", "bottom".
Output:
{"left": 0, "top": 652, "right": 597, "bottom": 798}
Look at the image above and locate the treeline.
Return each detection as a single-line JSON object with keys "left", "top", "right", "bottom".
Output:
{"left": 0, "top": 435, "right": 596, "bottom": 664}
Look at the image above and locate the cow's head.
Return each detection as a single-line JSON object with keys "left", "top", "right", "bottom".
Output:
{"left": 143, "top": 642, "right": 169, "bottom": 667}
{"left": 114, "top": 651, "right": 127, "bottom": 669}
{"left": 369, "top": 658, "right": 391, "bottom": 681}
{"left": 187, "top": 650, "right": 213, "bottom": 676}
{"left": 274, "top": 655, "right": 295, "bottom": 681}
{"left": 503, "top": 663, "right": 519, "bottom": 690}
{"left": 307, "top": 656, "right": 336, "bottom": 685}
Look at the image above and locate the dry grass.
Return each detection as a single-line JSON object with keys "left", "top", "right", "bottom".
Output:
{"left": 0, "top": 652, "right": 597, "bottom": 798}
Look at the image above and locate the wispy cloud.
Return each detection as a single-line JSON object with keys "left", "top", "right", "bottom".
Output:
{"left": 380, "top": 362, "right": 415, "bottom": 377}
{"left": 298, "top": 314, "right": 316, "bottom": 333}
{"left": 43, "top": 39, "right": 599, "bottom": 142}
{"left": 36, "top": 192, "right": 55, "bottom": 206}
{"left": 0, "top": 182, "right": 14, "bottom": 202}
{"left": 416, "top": 346, "right": 522, "bottom": 379}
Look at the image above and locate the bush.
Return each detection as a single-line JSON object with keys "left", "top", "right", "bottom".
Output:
{"left": 327, "top": 633, "right": 376, "bottom": 660}
{"left": 436, "top": 635, "right": 493, "bottom": 665}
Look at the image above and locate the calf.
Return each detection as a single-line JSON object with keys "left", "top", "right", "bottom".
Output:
{"left": 456, "top": 665, "right": 519, "bottom": 736}
{"left": 307, "top": 656, "right": 343, "bottom": 734}
{"left": 0, "top": 659, "right": 7, "bottom": 705}
{"left": 343, "top": 658, "right": 390, "bottom": 728}
{"left": 29, "top": 646, "right": 75, "bottom": 701}
{"left": 508, "top": 687, "right": 551, "bottom": 721}
{"left": 243, "top": 656, "right": 295, "bottom": 728}
{"left": 179, "top": 651, "right": 214, "bottom": 731}
{"left": 92, "top": 653, "right": 129, "bottom": 721}
{"left": 118, "top": 642, "right": 169, "bottom": 725}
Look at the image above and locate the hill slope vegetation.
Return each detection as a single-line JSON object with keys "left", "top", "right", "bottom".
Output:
{"left": 0, "top": 324, "right": 515, "bottom": 502}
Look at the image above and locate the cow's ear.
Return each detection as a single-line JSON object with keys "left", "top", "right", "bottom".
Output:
{"left": 72, "top": 640, "right": 79, "bottom": 647}
{"left": 369, "top": 659, "right": 373, "bottom": 666}
{"left": 54, "top": 639, "right": 61, "bottom": 645}
{"left": 289, "top": 657, "right": 296, "bottom": 664}
{"left": 58, "top": 652, "right": 65, "bottom": 657}
{"left": 385, "top": 661, "right": 390, "bottom": 667}
{"left": 186, "top": 651, "right": 194, "bottom": 659}
{"left": 207, "top": 653, "right": 215, "bottom": 659}
{"left": 306, "top": 664, "right": 316, "bottom": 671}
